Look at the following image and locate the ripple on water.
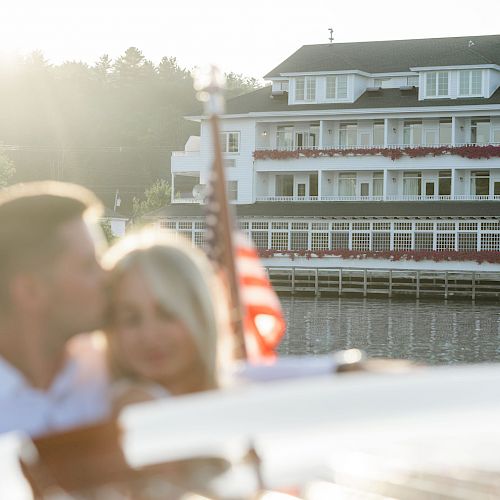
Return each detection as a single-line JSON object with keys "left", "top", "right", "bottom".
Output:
{"left": 277, "top": 296, "right": 500, "bottom": 365}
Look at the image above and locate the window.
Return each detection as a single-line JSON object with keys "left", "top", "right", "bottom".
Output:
{"left": 372, "top": 233, "right": 390, "bottom": 251}
{"left": 227, "top": 181, "right": 238, "bottom": 201}
{"left": 403, "top": 121, "right": 422, "bottom": 146}
{"left": 459, "top": 222, "right": 477, "bottom": 231}
{"left": 309, "top": 173, "right": 318, "bottom": 197}
{"left": 271, "top": 232, "right": 288, "bottom": 250}
{"left": 160, "top": 220, "right": 176, "bottom": 229}
{"left": 339, "top": 123, "right": 358, "bottom": 147}
{"left": 403, "top": 172, "right": 422, "bottom": 196}
{"left": 437, "top": 222, "right": 455, "bottom": 231}
{"left": 373, "top": 121, "right": 384, "bottom": 146}
{"left": 480, "top": 234, "right": 500, "bottom": 251}
{"left": 290, "top": 223, "right": 308, "bottom": 250}
{"left": 470, "top": 171, "right": 489, "bottom": 196}
{"left": 331, "top": 232, "right": 349, "bottom": 249}
{"left": 352, "top": 234, "right": 370, "bottom": 251}
{"left": 459, "top": 70, "right": 482, "bottom": 96}
{"left": 458, "top": 233, "right": 477, "bottom": 251}
{"left": 275, "top": 175, "right": 294, "bottom": 196}
{"left": 438, "top": 170, "right": 451, "bottom": 196}
{"left": 252, "top": 232, "right": 268, "bottom": 249}
{"left": 439, "top": 120, "right": 452, "bottom": 145}
{"left": 353, "top": 222, "right": 370, "bottom": 230}
{"left": 425, "top": 71, "right": 449, "bottom": 97}
{"left": 276, "top": 126, "right": 294, "bottom": 149}
{"left": 296, "top": 125, "right": 319, "bottom": 149}
{"left": 339, "top": 172, "right": 356, "bottom": 196}
{"left": 373, "top": 172, "right": 384, "bottom": 197}
{"left": 326, "top": 75, "right": 348, "bottom": 99}
{"left": 220, "top": 132, "right": 240, "bottom": 153}
{"left": 394, "top": 233, "right": 412, "bottom": 251}
{"left": 481, "top": 222, "right": 500, "bottom": 231}
{"left": 436, "top": 234, "right": 455, "bottom": 251}
{"left": 295, "top": 76, "right": 316, "bottom": 101}
{"left": 415, "top": 233, "right": 433, "bottom": 251}
{"left": 471, "top": 119, "right": 490, "bottom": 144}
{"left": 311, "top": 233, "right": 329, "bottom": 250}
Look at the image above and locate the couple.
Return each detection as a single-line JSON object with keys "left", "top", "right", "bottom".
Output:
{"left": 0, "top": 181, "right": 225, "bottom": 437}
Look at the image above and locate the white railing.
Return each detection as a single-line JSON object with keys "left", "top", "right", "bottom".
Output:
{"left": 256, "top": 196, "right": 319, "bottom": 202}
{"left": 255, "top": 194, "right": 500, "bottom": 202}
{"left": 172, "top": 197, "right": 201, "bottom": 204}
{"left": 172, "top": 150, "right": 201, "bottom": 157}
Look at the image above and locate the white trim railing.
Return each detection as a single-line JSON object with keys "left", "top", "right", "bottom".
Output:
{"left": 172, "top": 197, "right": 201, "bottom": 204}
{"left": 255, "top": 194, "right": 500, "bottom": 202}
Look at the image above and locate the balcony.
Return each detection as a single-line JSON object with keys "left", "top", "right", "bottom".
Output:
{"left": 254, "top": 143, "right": 500, "bottom": 162}
{"left": 256, "top": 194, "right": 500, "bottom": 202}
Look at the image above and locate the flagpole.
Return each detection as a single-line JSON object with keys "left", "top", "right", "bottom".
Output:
{"left": 195, "top": 66, "right": 247, "bottom": 360}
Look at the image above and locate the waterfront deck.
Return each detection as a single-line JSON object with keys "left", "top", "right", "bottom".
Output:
{"left": 267, "top": 266, "right": 500, "bottom": 300}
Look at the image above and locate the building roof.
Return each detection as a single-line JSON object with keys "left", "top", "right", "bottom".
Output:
{"left": 147, "top": 201, "right": 500, "bottom": 219}
{"left": 224, "top": 86, "right": 500, "bottom": 115}
{"left": 264, "top": 35, "right": 500, "bottom": 78}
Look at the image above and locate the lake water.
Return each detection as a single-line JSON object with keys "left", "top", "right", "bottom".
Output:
{"left": 278, "top": 296, "right": 500, "bottom": 365}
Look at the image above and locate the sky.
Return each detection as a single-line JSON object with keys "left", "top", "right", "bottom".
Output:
{"left": 0, "top": 0, "right": 499, "bottom": 79}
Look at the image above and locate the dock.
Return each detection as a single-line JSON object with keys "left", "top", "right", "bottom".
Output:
{"left": 266, "top": 267, "right": 500, "bottom": 300}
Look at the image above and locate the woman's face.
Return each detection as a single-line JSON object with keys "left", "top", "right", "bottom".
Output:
{"left": 110, "top": 265, "right": 202, "bottom": 387}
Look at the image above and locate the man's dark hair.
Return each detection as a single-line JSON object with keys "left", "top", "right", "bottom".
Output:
{"left": 0, "top": 182, "right": 103, "bottom": 310}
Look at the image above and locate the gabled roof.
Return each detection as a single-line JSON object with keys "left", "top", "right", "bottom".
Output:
{"left": 264, "top": 35, "right": 500, "bottom": 78}
{"left": 223, "top": 86, "right": 500, "bottom": 115}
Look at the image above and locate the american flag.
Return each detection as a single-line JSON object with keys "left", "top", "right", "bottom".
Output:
{"left": 204, "top": 166, "right": 286, "bottom": 362}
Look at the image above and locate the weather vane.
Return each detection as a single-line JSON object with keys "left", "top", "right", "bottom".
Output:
{"left": 329, "top": 28, "right": 334, "bottom": 43}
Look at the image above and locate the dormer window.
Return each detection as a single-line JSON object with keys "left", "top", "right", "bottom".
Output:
{"left": 295, "top": 76, "right": 316, "bottom": 101}
{"left": 425, "top": 71, "right": 449, "bottom": 98}
{"left": 459, "top": 70, "right": 482, "bottom": 97}
{"left": 326, "top": 75, "right": 348, "bottom": 99}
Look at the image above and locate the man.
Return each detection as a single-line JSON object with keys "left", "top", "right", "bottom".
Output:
{"left": 0, "top": 182, "right": 110, "bottom": 436}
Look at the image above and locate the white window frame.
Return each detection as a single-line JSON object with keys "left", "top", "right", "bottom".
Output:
{"left": 220, "top": 132, "right": 240, "bottom": 154}
{"left": 326, "top": 75, "right": 348, "bottom": 100}
{"left": 425, "top": 71, "right": 450, "bottom": 98}
{"left": 458, "top": 69, "right": 483, "bottom": 97}
{"left": 227, "top": 180, "right": 238, "bottom": 201}
{"left": 295, "top": 76, "right": 316, "bottom": 101}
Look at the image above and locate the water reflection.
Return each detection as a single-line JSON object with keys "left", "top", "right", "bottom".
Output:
{"left": 278, "top": 296, "right": 500, "bottom": 365}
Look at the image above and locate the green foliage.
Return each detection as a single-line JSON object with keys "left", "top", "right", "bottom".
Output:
{"left": 0, "top": 152, "right": 16, "bottom": 188}
{"left": 225, "top": 72, "right": 262, "bottom": 98}
{"left": 0, "top": 48, "right": 260, "bottom": 211}
{"left": 132, "top": 179, "right": 171, "bottom": 218}
{"left": 100, "top": 218, "right": 115, "bottom": 243}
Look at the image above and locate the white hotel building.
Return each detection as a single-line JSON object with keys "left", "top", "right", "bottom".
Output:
{"left": 156, "top": 35, "right": 500, "bottom": 264}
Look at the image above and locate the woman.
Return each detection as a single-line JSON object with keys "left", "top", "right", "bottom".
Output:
{"left": 103, "top": 230, "right": 230, "bottom": 413}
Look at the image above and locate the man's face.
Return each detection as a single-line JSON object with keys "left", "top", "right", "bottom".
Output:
{"left": 44, "top": 217, "right": 108, "bottom": 346}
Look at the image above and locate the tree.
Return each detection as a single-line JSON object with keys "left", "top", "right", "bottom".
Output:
{"left": 225, "top": 72, "right": 262, "bottom": 99}
{"left": 0, "top": 152, "right": 16, "bottom": 188}
{"left": 100, "top": 219, "right": 115, "bottom": 243}
{"left": 132, "top": 179, "right": 171, "bottom": 218}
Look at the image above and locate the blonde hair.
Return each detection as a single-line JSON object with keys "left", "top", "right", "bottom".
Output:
{"left": 103, "top": 230, "right": 229, "bottom": 390}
